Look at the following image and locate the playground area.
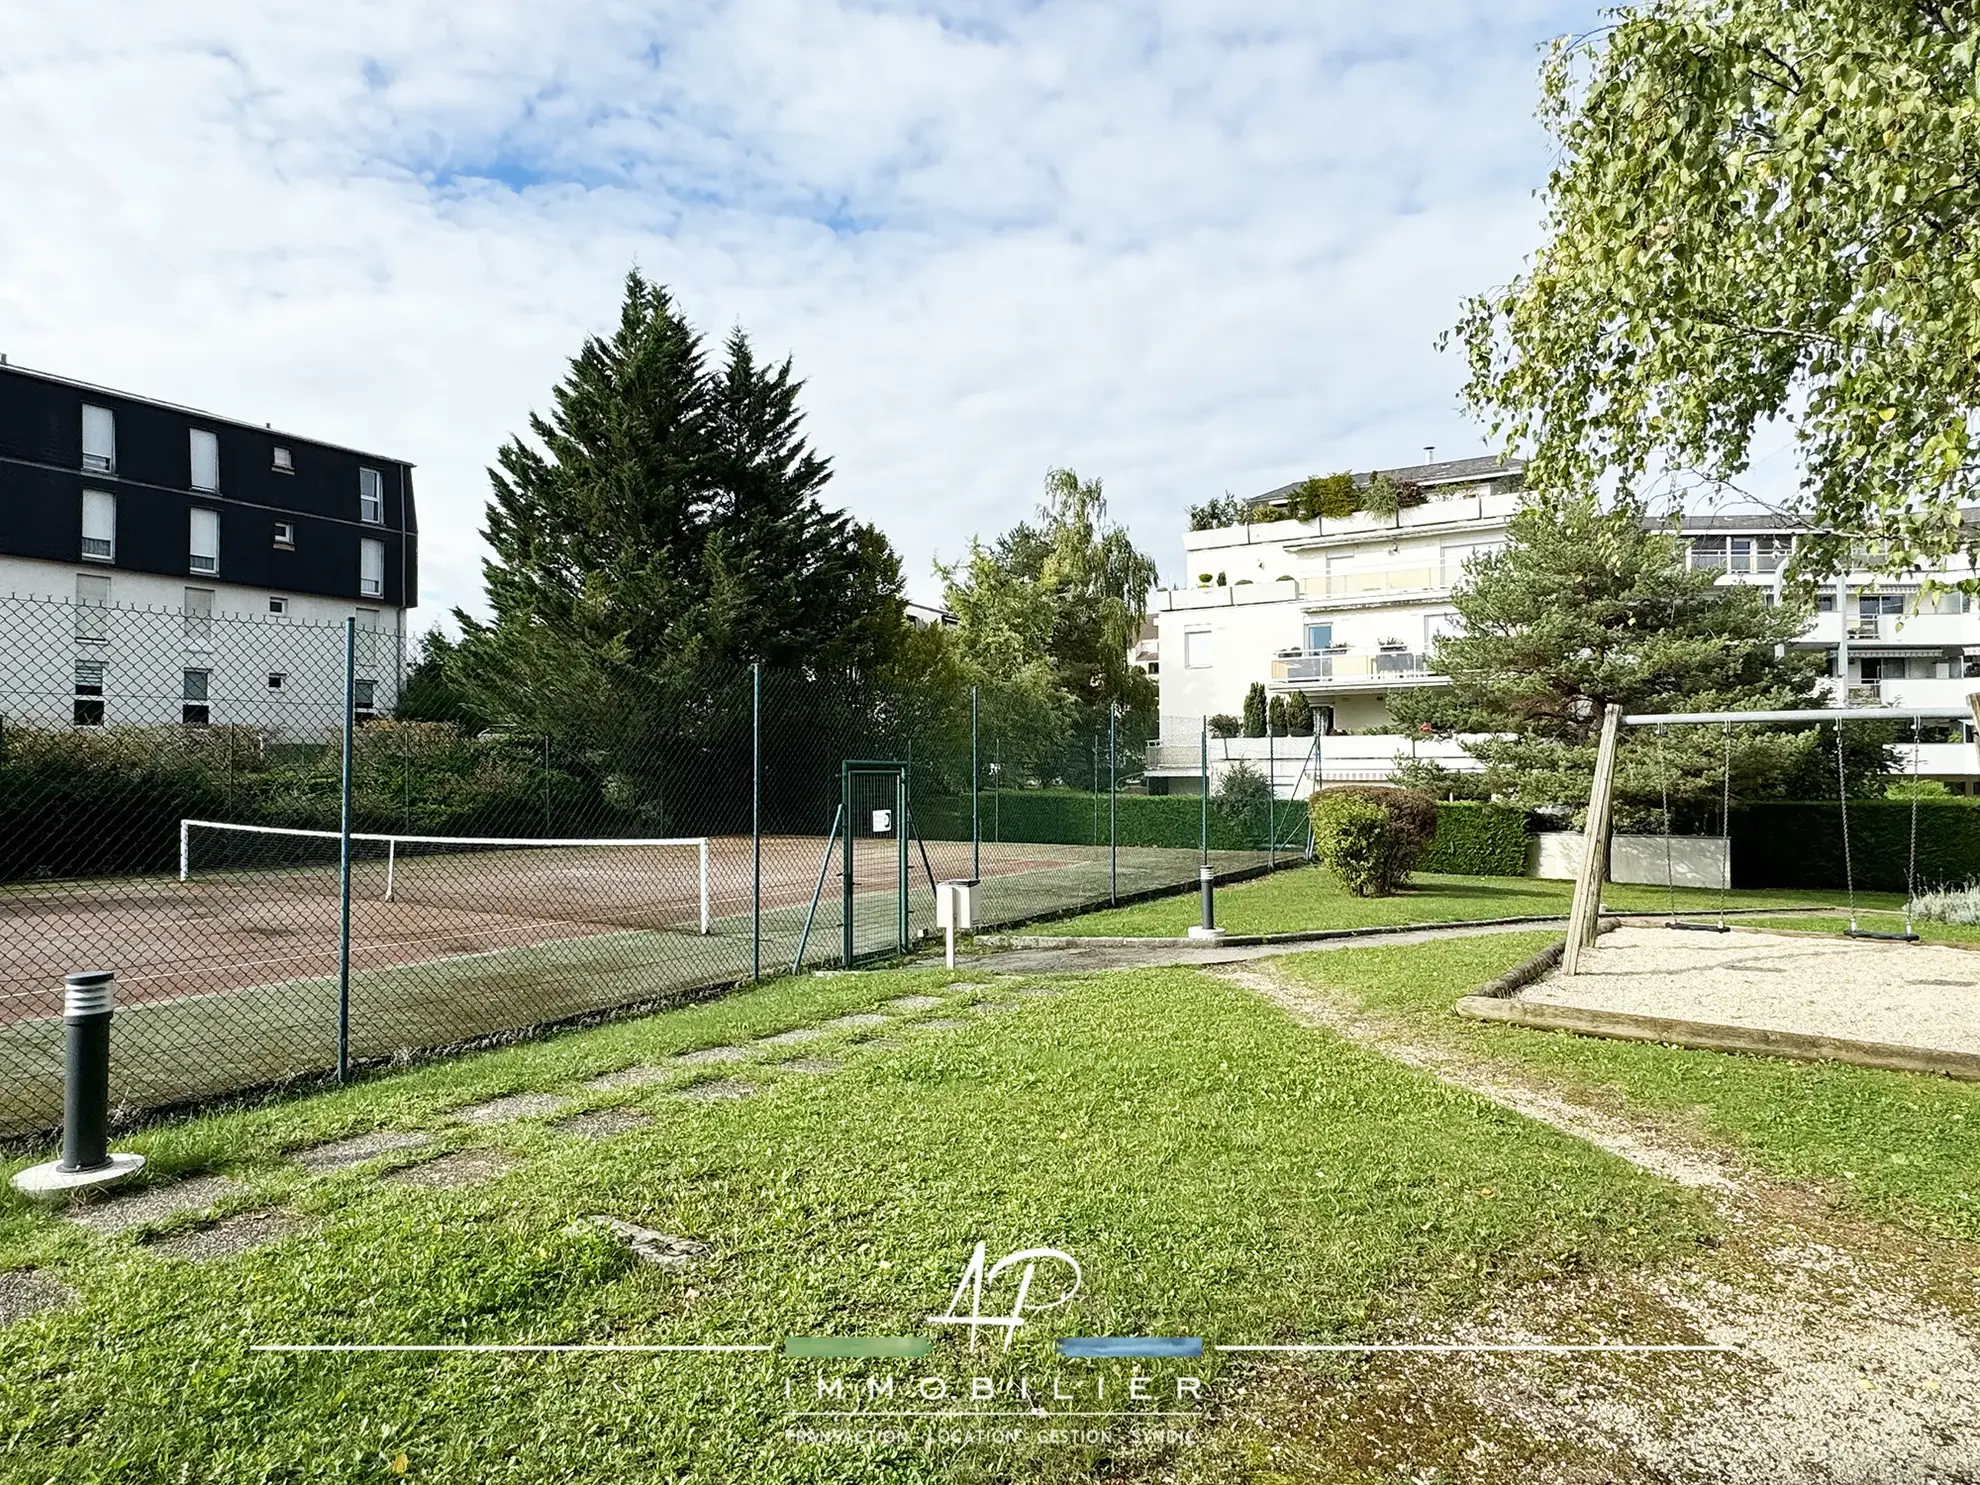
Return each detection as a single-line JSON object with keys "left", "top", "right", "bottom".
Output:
{"left": 1491, "top": 923, "right": 1980, "bottom": 1070}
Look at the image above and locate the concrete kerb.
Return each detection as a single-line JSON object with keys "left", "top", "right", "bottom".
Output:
{"left": 974, "top": 906, "right": 1845, "bottom": 953}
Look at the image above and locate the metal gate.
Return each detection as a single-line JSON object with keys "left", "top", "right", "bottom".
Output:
{"left": 842, "top": 761, "right": 909, "bottom": 965}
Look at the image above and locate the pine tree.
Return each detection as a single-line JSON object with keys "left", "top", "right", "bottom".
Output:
{"left": 1389, "top": 495, "right": 1864, "bottom": 824}
{"left": 455, "top": 271, "right": 910, "bottom": 726}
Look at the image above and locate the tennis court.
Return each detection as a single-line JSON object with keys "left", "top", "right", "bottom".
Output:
{"left": 0, "top": 829, "right": 1254, "bottom": 1135}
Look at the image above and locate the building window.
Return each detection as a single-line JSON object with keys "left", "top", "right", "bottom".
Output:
{"left": 181, "top": 668, "right": 211, "bottom": 726}
{"left": 82, "top": 405, "right": 116, "bottom": 474}
{"left": 273, "top": 520, "right": 295, "bottom": 549}
{"left": 359, "top": 467, "right": 384, "bottom": 525}
{"left": 360, "top": 538, "right": 385, "bottom": 597}
{"left": 189, "top": 429, "right": 220, "bottom": 492}
{"left": 1184, "top": 627, "right": 1212, "bottom": 670}
{"left": 267, "top": 596, "right": 287, "bottom": 615}
{"left": 272, "top": 446, "right": 293, "bottom": 473}
{"left": 183, "top": 587, "right": 214, "bottom": 647}
{"left": 353, "top": 678, "right": 378, "bottom": 719}
{"left": 73, "top": 660, "right": 104, "bottom": 726}
{"left": 81, "top": 490, "right": 116, "bottom": 561}
{"left": 267, "top": 671, "right": 287, "bottom": 692}
{"left": 1303, "top": 622, "right": 1333, "bottom": 652}
{"left": 190, "top": 508, "right": 219, "bottom": 574}
{"left": 1424, "top": 612, "right": 1461, "bottom": 650}
{"left": 75, "top": 575, "right": 111, "bottom": 643}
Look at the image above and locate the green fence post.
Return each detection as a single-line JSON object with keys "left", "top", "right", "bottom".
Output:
{"left": 336, "top": 617, "right": 355, "bottom": 1082}
{"left": 1108, "top": 704, "right": 1118, "bottom": 905}
{"left": 970, "top": 685, "right": 980, "bottom": 881}
{"left": 752, "top": 661, "right": 762, "bottom": 982}
{"left": 1267, "top": 711, "right": 1275, "bottom": 869}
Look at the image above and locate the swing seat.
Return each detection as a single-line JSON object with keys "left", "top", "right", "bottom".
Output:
{"left": 1846, "top": 928, "right": 1921, "bottom": 943}
{"left": 1665, "top": 920, "right": 1731, "bottom": 934}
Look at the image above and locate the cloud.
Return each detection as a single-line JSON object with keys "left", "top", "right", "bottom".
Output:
{"left": 0, "top": 1, "right": 1593, "bottom": 618}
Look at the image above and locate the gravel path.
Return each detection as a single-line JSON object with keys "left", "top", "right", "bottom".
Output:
{"left": 1535, "top": 926, "right": 1980, "bottom": 1055}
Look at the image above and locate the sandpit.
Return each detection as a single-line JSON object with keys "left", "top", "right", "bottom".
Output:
{"left": 1464, "top": 925, "right": 1980, "bottom": 1072}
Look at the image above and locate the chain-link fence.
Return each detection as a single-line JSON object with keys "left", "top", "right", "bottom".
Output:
{"left": 0, "top": 593, "right": 1311, "bottom": 1136}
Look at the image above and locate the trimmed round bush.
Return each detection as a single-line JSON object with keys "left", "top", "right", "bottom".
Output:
{"left": 1309, "top": 785, "right": 1438, "bottom": 896}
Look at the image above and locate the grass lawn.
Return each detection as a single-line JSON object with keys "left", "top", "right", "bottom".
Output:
{"left": 0, "top": 952, "right": 1709, "bottom": 1482}
{"left": 1274, "top": 932, "right": 1980, "bottom": 1243}
{"left": 1043, "top": 862, "right": 1890, "bottom": 939}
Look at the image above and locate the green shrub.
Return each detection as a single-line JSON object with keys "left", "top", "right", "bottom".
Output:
{"left": 1209, "top": 714, "right": 1243, "bottom": 739}
{"left": 1309, "top": 785, "right": 1437, "bottom": 896}
{"left": 1283, "top": 691, "right": 1315, "bottom": 737}
{"left": 1217, "top": 760, "right": 1273, "bottom": 824}
{"left": 1286, "top": 472, "right": 1360, "bottom": 522}
{"left": 1419, "top": 803, "right": 1530, "bottom": 877}
{"left": 1267, "top": 695, "right": 1289, "bottom": 735}
{"left": 1242, "top": 683, "right": 1267, "bottom": 738}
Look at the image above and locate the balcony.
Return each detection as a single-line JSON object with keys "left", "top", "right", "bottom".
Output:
{"left": 1299, "top": 565, "right": 1447, "bottom": 601}
{"left": 1270, "top": 649, "right": 1441, "bottom": 688}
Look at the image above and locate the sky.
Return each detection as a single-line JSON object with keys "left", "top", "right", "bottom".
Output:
{"left": 0, "top": 1, "right": 1606, "bottom": 624}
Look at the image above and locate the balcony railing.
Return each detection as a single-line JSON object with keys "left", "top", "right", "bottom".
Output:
{"left": 1271, "top": 649, "right": 1437, "bottom": 684}
{"left": 1302, "top": 565, "right": 1446, "bottom": 600}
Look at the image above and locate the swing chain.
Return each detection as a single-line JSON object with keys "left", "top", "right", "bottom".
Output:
{"left": 1835, "top": 722, "right": 1857, "bottom": 933}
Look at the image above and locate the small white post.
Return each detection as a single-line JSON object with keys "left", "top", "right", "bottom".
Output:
{"left": 385, "top": 839, "right": 396, "bottom": 902}
{"left": 179, "top": 819, "right": 190, "bottom": 882}
{"left": 699, "top": 839, "right": 710, "bottom": 935}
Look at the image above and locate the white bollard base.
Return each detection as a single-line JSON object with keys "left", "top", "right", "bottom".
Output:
{"left": 12, "top": 1151, "right": 146, "bottom": 1200}
{"left": 1186, "top": 926, "right": 1228, "bottom": 943}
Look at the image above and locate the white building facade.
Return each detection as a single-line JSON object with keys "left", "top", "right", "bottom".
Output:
{"left": 1152, "top": 457, "right": 1980, "bottom": 792}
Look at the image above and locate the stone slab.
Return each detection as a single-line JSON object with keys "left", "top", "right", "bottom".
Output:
{"left": 675, "top": 1079, "right": 760, "bottom": 1102}
{"left": 583, "top": 1065, "right": 674, "bottom": 1091}
{"left": 673, "top": 1046, "right": 752, "bottom": 1065}
{"left": 146, "top": 1209, "right": 310, "bottom": 1262}
{"left": 67, "top": 1174, "right": 247, "bottom": 1236}
{"left": 451, "top": 1092, "right": 565, "bottom": 1126}
{"left": 884, "top": 995, "right": 944, "bottom": 1011}
{"left": 553, "top": 1108, "right": 655, "bottom": 1140}
{"left": 384, "top": 1149, "right": 516, "bottom": 1191}
{"left": 822, "top": 1013, "right": 891, "bottom": 1031}
{"left": 0, "top": 1269, "right": 74, "bottom": 1326}
{"left": 758, "top": 1028, "right": 824, "bottom": 1047}
{"left": 293, "top": 1130, "right": 432, "bottom": 1173}
{"left": 777, "top": 1058, "right": 844, "bottom": 1074}
{"left": 583, "top": 1216, "right": 710, "bottom": 1268}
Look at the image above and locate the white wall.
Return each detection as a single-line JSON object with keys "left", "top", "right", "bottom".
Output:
{"left": 1531, "top": 831, "right": 1730, "bottom": 889}
{"left": 0, "top": 556, "right": 406, "bottom": 733}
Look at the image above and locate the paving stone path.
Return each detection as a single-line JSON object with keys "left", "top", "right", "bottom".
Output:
{"left": 67, "top": 1174, "right": 247, "bottom": 1236}
{"left": 758, "top": 1027, "right": 825, "bottom": 1047}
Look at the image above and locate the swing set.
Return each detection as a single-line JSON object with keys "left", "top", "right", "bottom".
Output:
{"left": 1566, "top": 703, "right": 1973, "bottom": 973}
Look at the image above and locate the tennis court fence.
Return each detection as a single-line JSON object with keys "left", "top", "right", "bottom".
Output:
{"left": 0, "top": 593, "right": 1314, "bottom": 1137}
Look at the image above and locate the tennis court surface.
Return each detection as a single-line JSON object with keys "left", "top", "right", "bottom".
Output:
{"left": 0, "top": 830, "right": 1259, "bottom": 1135}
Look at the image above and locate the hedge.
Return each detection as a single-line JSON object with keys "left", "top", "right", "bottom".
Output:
{"left": 1418, "top": 803, "right": 1531, "bottom": 878}
{"left": 916, "top": 789, "right": 1298, "bottom": 853}
{"left": 1730, "top": 801, "right": 1980, "bottom": 893}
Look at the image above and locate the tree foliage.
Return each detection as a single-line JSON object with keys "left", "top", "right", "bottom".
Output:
{"left": 940, "top": 468, "right": 1159, "bottom": 778}
{"left": 1456, "top": 3, "right": 1980, "bottom": 579}
{"left": 1388, "top": 496, "right": 1884, "bottom": 824}
{"left": 451, "top": 272, "right": 915, "bottom": 735}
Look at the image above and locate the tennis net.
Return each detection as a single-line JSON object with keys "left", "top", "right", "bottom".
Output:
{"left": 179, "top": 819, "right": 711, "bottom": 935}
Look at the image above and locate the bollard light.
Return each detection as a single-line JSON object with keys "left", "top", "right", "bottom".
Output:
{"left": 12, "top": 970, "right": 146, "bottom": 1200}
